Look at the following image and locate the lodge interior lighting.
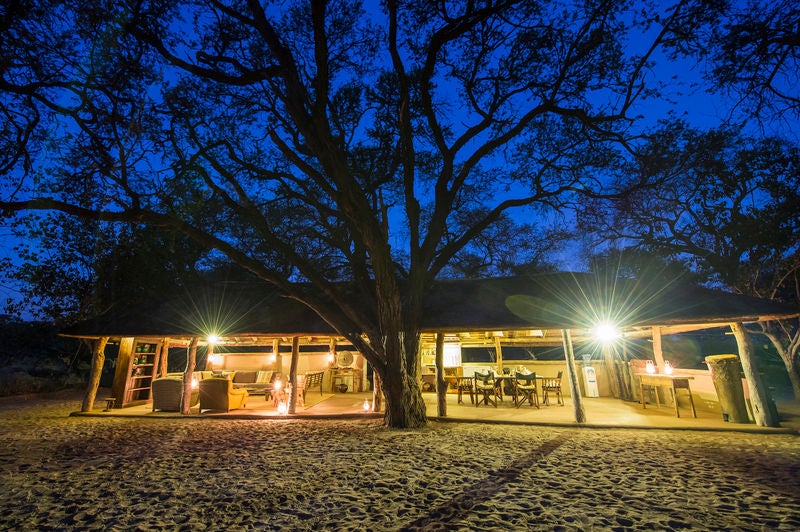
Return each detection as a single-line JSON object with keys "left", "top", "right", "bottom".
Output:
{"left": 645, "top": 360, "right": 656, "bottom": 374}
{"left": 593, "top": 322, "right": 621, "bottom": 344}
{"left": 363, "top": 399, "right": 371, "bottom": 412}
{"left": 664, "top": 361, "right": 673, "bottom": 375}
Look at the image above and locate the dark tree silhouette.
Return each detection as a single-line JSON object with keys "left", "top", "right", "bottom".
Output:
{"left": 1, "top": 0, "right": 733, "bottom": 427}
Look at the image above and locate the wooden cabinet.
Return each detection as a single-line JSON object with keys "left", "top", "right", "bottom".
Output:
{"left": 111, "top": 338, "right": 163, "bottom": 407}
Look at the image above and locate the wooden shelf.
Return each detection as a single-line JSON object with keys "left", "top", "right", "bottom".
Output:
{"left": 112, "top": 339, "right": 163, "bottom": 408}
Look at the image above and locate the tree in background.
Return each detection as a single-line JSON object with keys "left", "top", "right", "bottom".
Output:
{"left": 0, "top": 0, "right": 766, "bottom": 426}
{"left": 579, "top": 124, "right": 800, "bottom": 397}
{"left": 2, "top": 212, "right": 209, "bottom": 323}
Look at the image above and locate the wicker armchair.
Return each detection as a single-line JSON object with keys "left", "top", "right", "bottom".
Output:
{"left": 199, "top": 377, "right": 249, "bottom": 413}
{"left": 152, "top": 377, "right": 187, "bottom": 412}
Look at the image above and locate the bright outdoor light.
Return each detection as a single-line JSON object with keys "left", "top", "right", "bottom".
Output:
{"left": 593, "top": 322, "right": 621, "bottom": 344}
{"left": 207, "top": 334, "right": 220, "bottom": 345}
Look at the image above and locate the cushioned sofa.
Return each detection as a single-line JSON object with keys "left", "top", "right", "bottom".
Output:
{"left": 229, "top": 370, "right": 275, "bottom": 395}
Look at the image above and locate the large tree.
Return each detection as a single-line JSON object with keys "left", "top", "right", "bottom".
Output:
{"left": 579, "top": 124, "right": 800, "bottom": 397}
{"left": 1, "top": 0, "right": 728, "bottom": 427}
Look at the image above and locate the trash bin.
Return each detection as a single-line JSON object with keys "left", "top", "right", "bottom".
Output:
{"left": 705, "top": 354, "right": 749, "bottom": 423}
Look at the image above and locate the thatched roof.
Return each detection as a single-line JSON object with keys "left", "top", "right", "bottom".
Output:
{"left": 61, "top": 273, "right": 797, "bottom": 339}
{"left": 423, "top": 274, "right": 797, "bottom": 331}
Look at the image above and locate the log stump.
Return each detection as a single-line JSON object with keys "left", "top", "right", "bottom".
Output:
{"left": 705, "top": 354, "right": 749, "bottom": 423}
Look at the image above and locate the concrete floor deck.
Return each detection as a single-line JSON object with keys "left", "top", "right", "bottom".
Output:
{"left": 78, "top": 389, "right": 800, "bottom": 434}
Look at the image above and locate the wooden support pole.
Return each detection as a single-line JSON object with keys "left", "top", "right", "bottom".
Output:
{"left": 435, "top": 333, "right": 446, "bottom": 417}
{"left": 652, "top": 326, "right": 666, "bottom": 371}
{"left": 182, "top": 337, "right": 199, "bottom": 415}
{"left": 81, "top": 337, "right": 109, "bottom": 412}
{"left": 494, "top": 335, "right": 504, "bottom": 373}
{"left": 288, "top": 336, "right": 300, "bottom": 414}
{"left": 602, "top": 343, "right": 621, "bottom": 399}
{"left": 158, "top": 337, "right": 170, "bottom": 377}
{"left": 731, "top": 322, "right": 780, "bottom": 427}
{"left": 273, "top": 338, "right": 282, "bottom": 375}
{"left": 561, "top": 329, "right": 586, "bottom": 424}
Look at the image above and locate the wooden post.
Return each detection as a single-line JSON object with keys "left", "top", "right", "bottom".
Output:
{"left": 618, "top": 341, "right": 633, "bottom": 401}
{"left": 731, "top": 322, "right": 780, "bottom": 427}
{"left": 602, "top": 343, "right": 621, "bottom": 399}
{"left": 494, "top": 335, "right": 504, "bottom": 373}
{"left": 182, "top": 337, "right": 198, "bottom": 415}
{"left": 272, "top": 338, "right": 282, "bottom": 375}
{"left": 81, "top": 337, "right": 109, "bottom": 412}
{"left": 561, "top": 329, "right": 586, "bottom": 423}
{"left": 288, "top": 336, "right": 300, "bottom": 414}
{"left": 158, "top": 337, "right": 170, "bottom": 377}
{"left": 651, "top": 326, "right": 666, "bottom": 371}
{"left": 650, "top": 326, "right": 667, "bottom": 405}
{"left": 110, "top": 337, "right": 134, "bottom": 404}
{"left": 435, "top": 333, "right": 446, "bottom": 417}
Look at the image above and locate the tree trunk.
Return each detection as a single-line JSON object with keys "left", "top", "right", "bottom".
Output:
{"left": 382, "top": 372, "right": 427, "bottom": 428}
{"left": 81, "top": 337, "right": 109, "bottom": 412}
{"left": 731, "top": 322, "right": 780, "bottom": 427}
{"left": 782, "top": 353, "right": 800, "bottom": 400}
{"left": 182, "top": 337, "right": 198, "bottom": 415}
{"left": 435, "top": 333, "right": 446, "bottom": 417}
{"left": 377, "top": 330, "right": 427, "bottom": 428}
{"left": 761, "top": 325, "right": 800, "bottom": 400}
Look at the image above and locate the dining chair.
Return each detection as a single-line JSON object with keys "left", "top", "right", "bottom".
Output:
{"left": 514, "top": 371, "right": 539, "bottom": 408}
{"left": 541, "top": 370, "right": 564, "bottom": 406}
{"left": 473, "top": 371, "right": 499, "bottom": 407}
{"left": 456, "top": 376, "right": 474, "bottom": 404}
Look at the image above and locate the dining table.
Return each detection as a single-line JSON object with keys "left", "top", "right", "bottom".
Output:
{"left": 637, "top": 373, "right": 697, "bottom": 418}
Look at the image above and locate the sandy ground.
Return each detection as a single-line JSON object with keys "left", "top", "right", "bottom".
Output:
{"left": 1, "top": 390, "right": 799, "bottom": 531}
